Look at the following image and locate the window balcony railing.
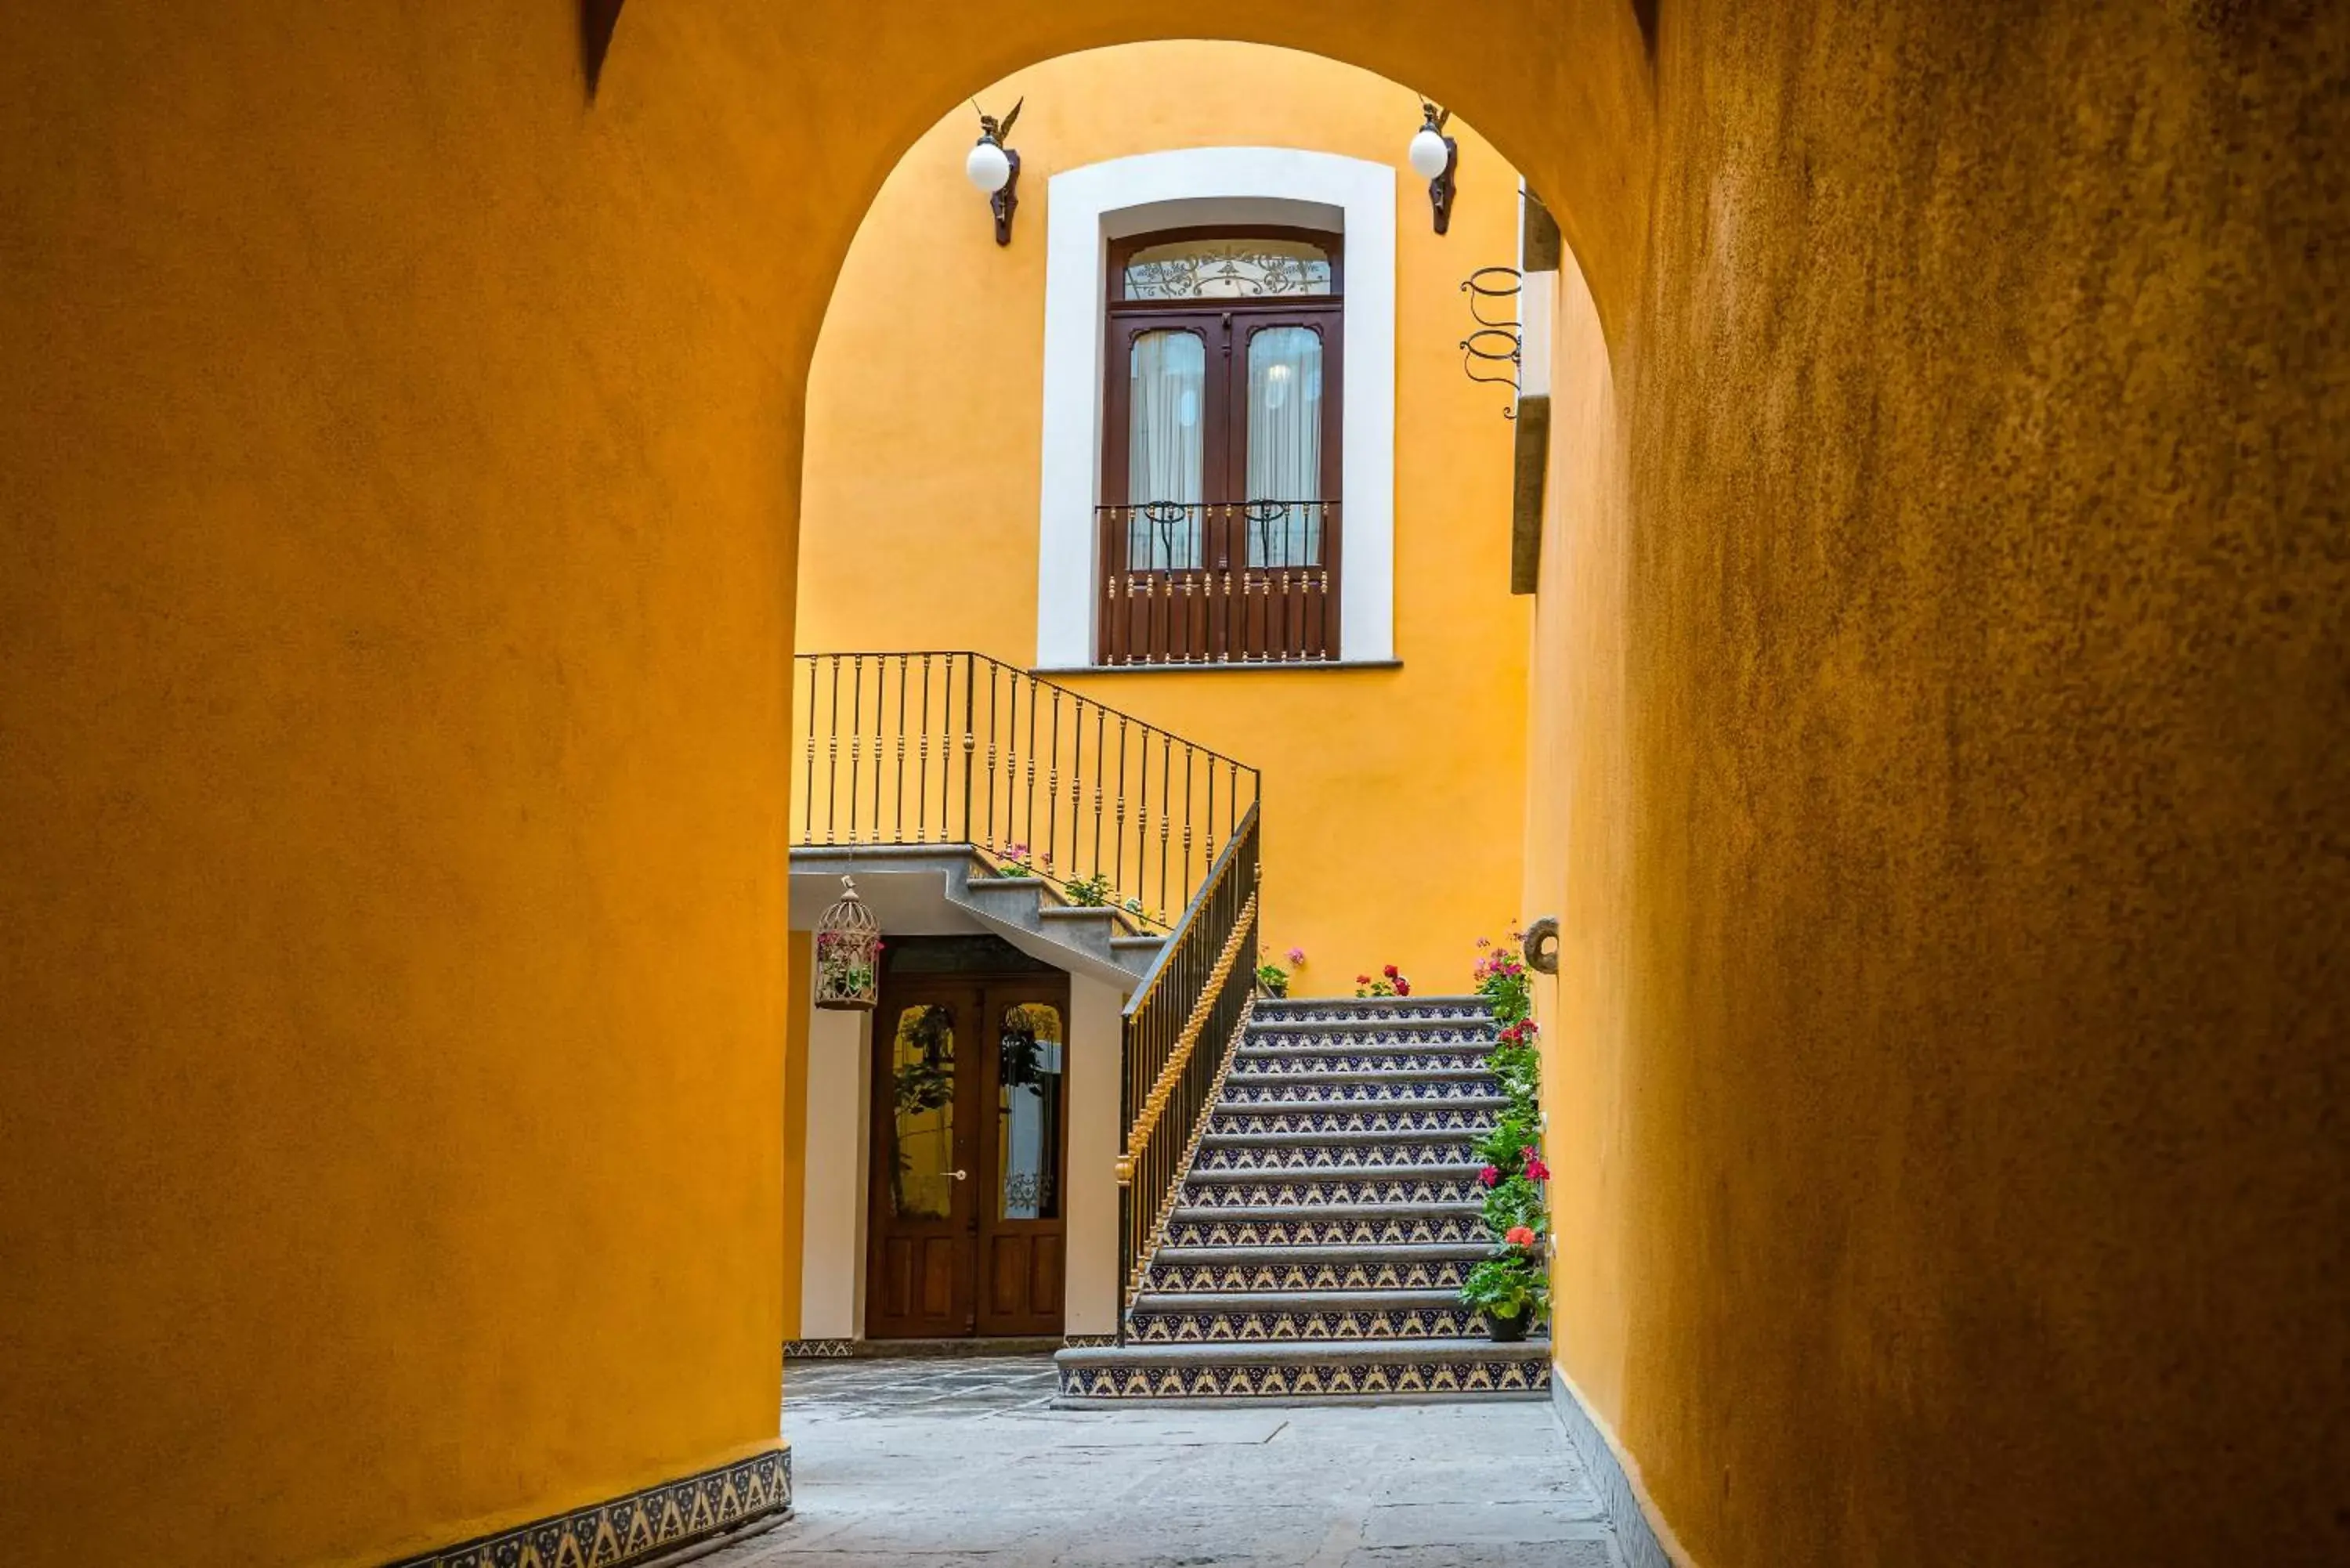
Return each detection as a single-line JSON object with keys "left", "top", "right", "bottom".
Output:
{"left": 1095, "top": 501, "right": 1339, "bottom": 667}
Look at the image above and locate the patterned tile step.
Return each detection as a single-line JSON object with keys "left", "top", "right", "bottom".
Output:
{"left": 1243, "top": 1028, "right": 1495, "bottom": 1052}
{"left": 1202, "top": 1124, "right": 1487, "bottom": 1147}
{"left": 1125, "top": 1297, "right": 1498, "bottom": 1343}
{"left": 1146, "top": 1243, "right": 1488, "bottom": 1293}
{"left": 1054, "top": 1338, "right": 1551, "bottom": 1402}
{"left": 1251, "top": 997, "right": 1495, "bottom": 1024}
{"left": 1191, "top": 1139, "right": 1482, "bottom": 1172}
{"left": 1164, "top": 1201, "right": 1488, "bottom": 1247}
{"left": 1229, "top": 1049, "right": 1499, "bottom": 1075}
{"left": 1219, "top": 1071, "right": 1502, "bottom": 1103}
{"left": 1207, "top": 1102, "right": 1506, "bottom": 1135}
{"left": 1180, "top": 1166, "right": 1485, "bottom": 1206}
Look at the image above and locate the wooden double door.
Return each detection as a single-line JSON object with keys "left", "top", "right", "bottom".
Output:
{"left": 865, "top": 970, "right": 1071, "bottom": 1339}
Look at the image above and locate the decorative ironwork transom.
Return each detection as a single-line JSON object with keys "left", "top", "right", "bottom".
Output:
{"left": 1122, "top": 237, "right": 1336, "bottom": 300}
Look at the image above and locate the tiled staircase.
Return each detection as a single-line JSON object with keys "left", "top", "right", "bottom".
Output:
{"left": 1055, "top": 995, "right": 1551, "bottom": 1402}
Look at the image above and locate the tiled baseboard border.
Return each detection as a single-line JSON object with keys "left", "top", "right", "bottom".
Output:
{"left": 383, "top": 1447, "right": 790, "bottom": 1568}
{"left": 1549, "top": 1373, "right": 1685, "bottom": 1568}
{"left": 783, "top": 1338, "right": 857, "bottom": 1358}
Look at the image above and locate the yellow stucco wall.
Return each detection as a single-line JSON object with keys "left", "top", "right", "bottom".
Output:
{"left": 4, "top": 3, "right": 2342, "bottom": 1567}
{"left": 797, "top": 43, "right": 1531, "bottom": 989}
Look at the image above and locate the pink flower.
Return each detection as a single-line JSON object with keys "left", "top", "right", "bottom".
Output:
{"left": 1524, "top": 1153, "right": 1552, "bottom": 1183}
{"left": 1505, "top": 1225, "right": 1537, "bottom": 1247}
{"left": 1479, "top": 1165, "right": 1501, "bottom": 1187}
{"left": 1287, "top": 947, "right": 1307, "bottom": 965}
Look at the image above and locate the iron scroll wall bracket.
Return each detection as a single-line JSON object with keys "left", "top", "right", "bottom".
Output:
{"left": 1461, "top": 266, "right": 1524, "bottom": 417}
{"left": 992, "top": 146, "right": 1021, "bottom": 247}
{"left": 1430, "top": 135, "right": 1459, "bottom": 233}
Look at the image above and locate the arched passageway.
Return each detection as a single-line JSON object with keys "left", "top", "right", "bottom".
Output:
{"left": 2, "top": 4, "right": 2342, "bottom": 1566}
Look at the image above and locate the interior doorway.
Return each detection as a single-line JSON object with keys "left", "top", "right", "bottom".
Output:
{"left": 865, "top": 938, "right": 1071, "bottom": 1339}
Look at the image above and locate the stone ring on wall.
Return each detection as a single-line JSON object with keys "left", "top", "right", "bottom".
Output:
{"left": 1522, "top": 916, "right": 1560, "bottom": 975}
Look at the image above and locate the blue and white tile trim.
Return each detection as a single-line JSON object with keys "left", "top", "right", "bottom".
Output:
{"left": 382, "top": 1448, "right": 790, "bottom": 1568}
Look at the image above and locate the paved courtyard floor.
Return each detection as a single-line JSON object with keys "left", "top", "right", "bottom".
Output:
{"left": 702, "top": 1355, "right": 1625, "bottom": 1568}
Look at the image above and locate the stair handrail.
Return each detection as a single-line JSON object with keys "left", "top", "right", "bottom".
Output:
{"left": 1112, "top": 804, "right": 1260, "bottom": 1339}
{"left": 791, "top": 651, "right": 1259, "bottom": 930}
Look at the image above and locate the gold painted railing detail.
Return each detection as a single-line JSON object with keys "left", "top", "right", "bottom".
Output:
{"left": 1113, "top": 805, "right": 1260, "bottom": 1339}
{"left": 1115, "top": 889, "right": 1257, "bottom": 1188}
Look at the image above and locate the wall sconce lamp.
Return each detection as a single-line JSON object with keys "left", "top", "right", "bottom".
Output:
{"left": 965, "top": 97, "right": 1024, "bottom": 246}
{"left": 1409, "top": 101, "right": 1459, "bottom": 234}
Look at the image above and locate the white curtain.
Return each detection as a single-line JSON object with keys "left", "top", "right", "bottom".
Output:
{"left": 1128, "top": 330, "right": 1205, "bottom": 569}
{"left": 1245, "top": 326, "right": 1323, "bottom": 567}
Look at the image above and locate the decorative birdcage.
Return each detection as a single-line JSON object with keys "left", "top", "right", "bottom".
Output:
{"left": 813, "top": 876, "right": 881, "bottom": 1011}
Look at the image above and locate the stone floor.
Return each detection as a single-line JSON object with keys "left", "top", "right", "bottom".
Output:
{"left": 700, "top": 1354, "right": 1625, "bottom": 1568}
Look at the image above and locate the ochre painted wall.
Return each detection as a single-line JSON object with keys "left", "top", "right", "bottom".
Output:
{"left": 796, "top": 43, "right": 1530, "bottom": 991}
{"left": 1523, "top": 5, "right": 2348, "bottom": 1565}
{"left": 4, "top": 2, "right": 2342, "bottom": 1566}
{"left": 0, "top": 5, "right": 813, "bottom": 1563}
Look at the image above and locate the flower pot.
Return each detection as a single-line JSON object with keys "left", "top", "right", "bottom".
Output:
{"left": 1484, "top": 1309, "right": 1529, "bottom": 1343}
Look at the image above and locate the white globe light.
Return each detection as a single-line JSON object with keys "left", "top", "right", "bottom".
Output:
{"left": 1408, "top": 127, "right": 1452, "bottom": 181}
{"left": 966, "top": 139, "right": 1011, "bottom": 194}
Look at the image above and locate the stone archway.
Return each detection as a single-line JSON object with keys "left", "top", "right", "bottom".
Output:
{"left": 5, "top": 4, "right": 2342, "bottom": 1566}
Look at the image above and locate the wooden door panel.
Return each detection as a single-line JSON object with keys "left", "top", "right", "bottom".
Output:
{"left": 866, "top": 987, "right": 978, "bottom": 1339}
{"left": 976, "top": 982, "right": 1071, "bottom": 1336}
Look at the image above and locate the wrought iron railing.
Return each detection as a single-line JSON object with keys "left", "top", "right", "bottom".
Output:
{"left": 1097, "top": 501, "right": 1338, "bottom": 665}
{"left": 1112, "top": 806, "right": 1259, "bottom": 1337}
{"left": 793, "top": 652, "right": 1260, "bottom": 928}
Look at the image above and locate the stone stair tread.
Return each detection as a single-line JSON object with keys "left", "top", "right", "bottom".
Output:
{"left": 1242, "top": 1032, "right": 1495, "bottom": 1047}
{"left": 1056, "top": 1336, "right": 1549, "bottom": 1366}
{"left": 1130, "top": 1288, "right": 1468, "bottom": 1313}
{"left": 1221, "top": 1074, "right": 1501, "bottom": 1094}
{"left": 1212, "top": 1097, "right": 1509, "bottom": 1114}
{"left": 1169, "top": 1201, "right": 1483, "bottom": 1221}
{"left": 1198, "top": 1127, "right": 1489, "bottom": 1147}
{"left": 1154, "top": 1242, "right": 1491, "bottom": 1263}
{"left": 1184, "top": 1162, "right": 1484, "bottom": 1183}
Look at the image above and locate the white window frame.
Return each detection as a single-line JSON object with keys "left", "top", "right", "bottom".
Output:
{"left": 1036, "top": 147, "right": 1397, "bottom": 669}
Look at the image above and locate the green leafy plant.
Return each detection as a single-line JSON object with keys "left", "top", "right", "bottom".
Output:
{"left": 1256, "top": 945, "right": 1305, "bottom": 998}
{"left": 1460, "top": 1247, "right": 1549, "bottom": 1324}
{"left": 996, "top": 842, "right": 1034, "bottom": 877}
{"left": 1065, "top": 871, "right": 1114, "bottom": 906}
{"left": 1462, "top": 932, "right": 1552, "bottom": 1336}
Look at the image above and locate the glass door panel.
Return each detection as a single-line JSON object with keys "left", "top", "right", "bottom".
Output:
{"left": 886, "top": 1004, "right": 958, "bottom": 1221}
{"left": 1242, "top": 323, "right": 1325, "bottom": 569}
{"left": 1126, "top": 327, "right": 1206, "bottom": 569}
{"left": 995, "top": 1003, "right": 1065, "bottom": 1221}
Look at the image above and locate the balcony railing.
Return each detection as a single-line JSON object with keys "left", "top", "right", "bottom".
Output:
{"left": 1096, "top": 501, "right": 1339, "bottom": 666}
{"left": 793, "top": 651, "right": 1260, "bottom": 927}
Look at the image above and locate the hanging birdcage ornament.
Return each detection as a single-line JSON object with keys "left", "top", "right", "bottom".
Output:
{"left": 813, "top": 875, "right": 881, "bottom": 1011}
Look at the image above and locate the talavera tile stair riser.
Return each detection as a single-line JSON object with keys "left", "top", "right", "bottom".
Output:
{"left": 1192, "top": 1142, "right": 1482, "bottom": 1171}
{"left": 1060, "top": 1357, "right": 1550, "bottom": 1400}
{"left": 1058, "top": 993, "right": 1542, "bottom": 1404}
{"left": 1209, "top": 1105, "right": 1505, "bottom": 1134}
{"left": 1179, "top": 1173, "right": 1484, "bottom": 1206}
{"left": 1164, "top": 1210, "right": 1488, "bottom": 1246}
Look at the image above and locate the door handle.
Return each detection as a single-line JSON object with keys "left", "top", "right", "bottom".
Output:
{"left": 949, "top": 1169, "right": 968, "bottom": 1181}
